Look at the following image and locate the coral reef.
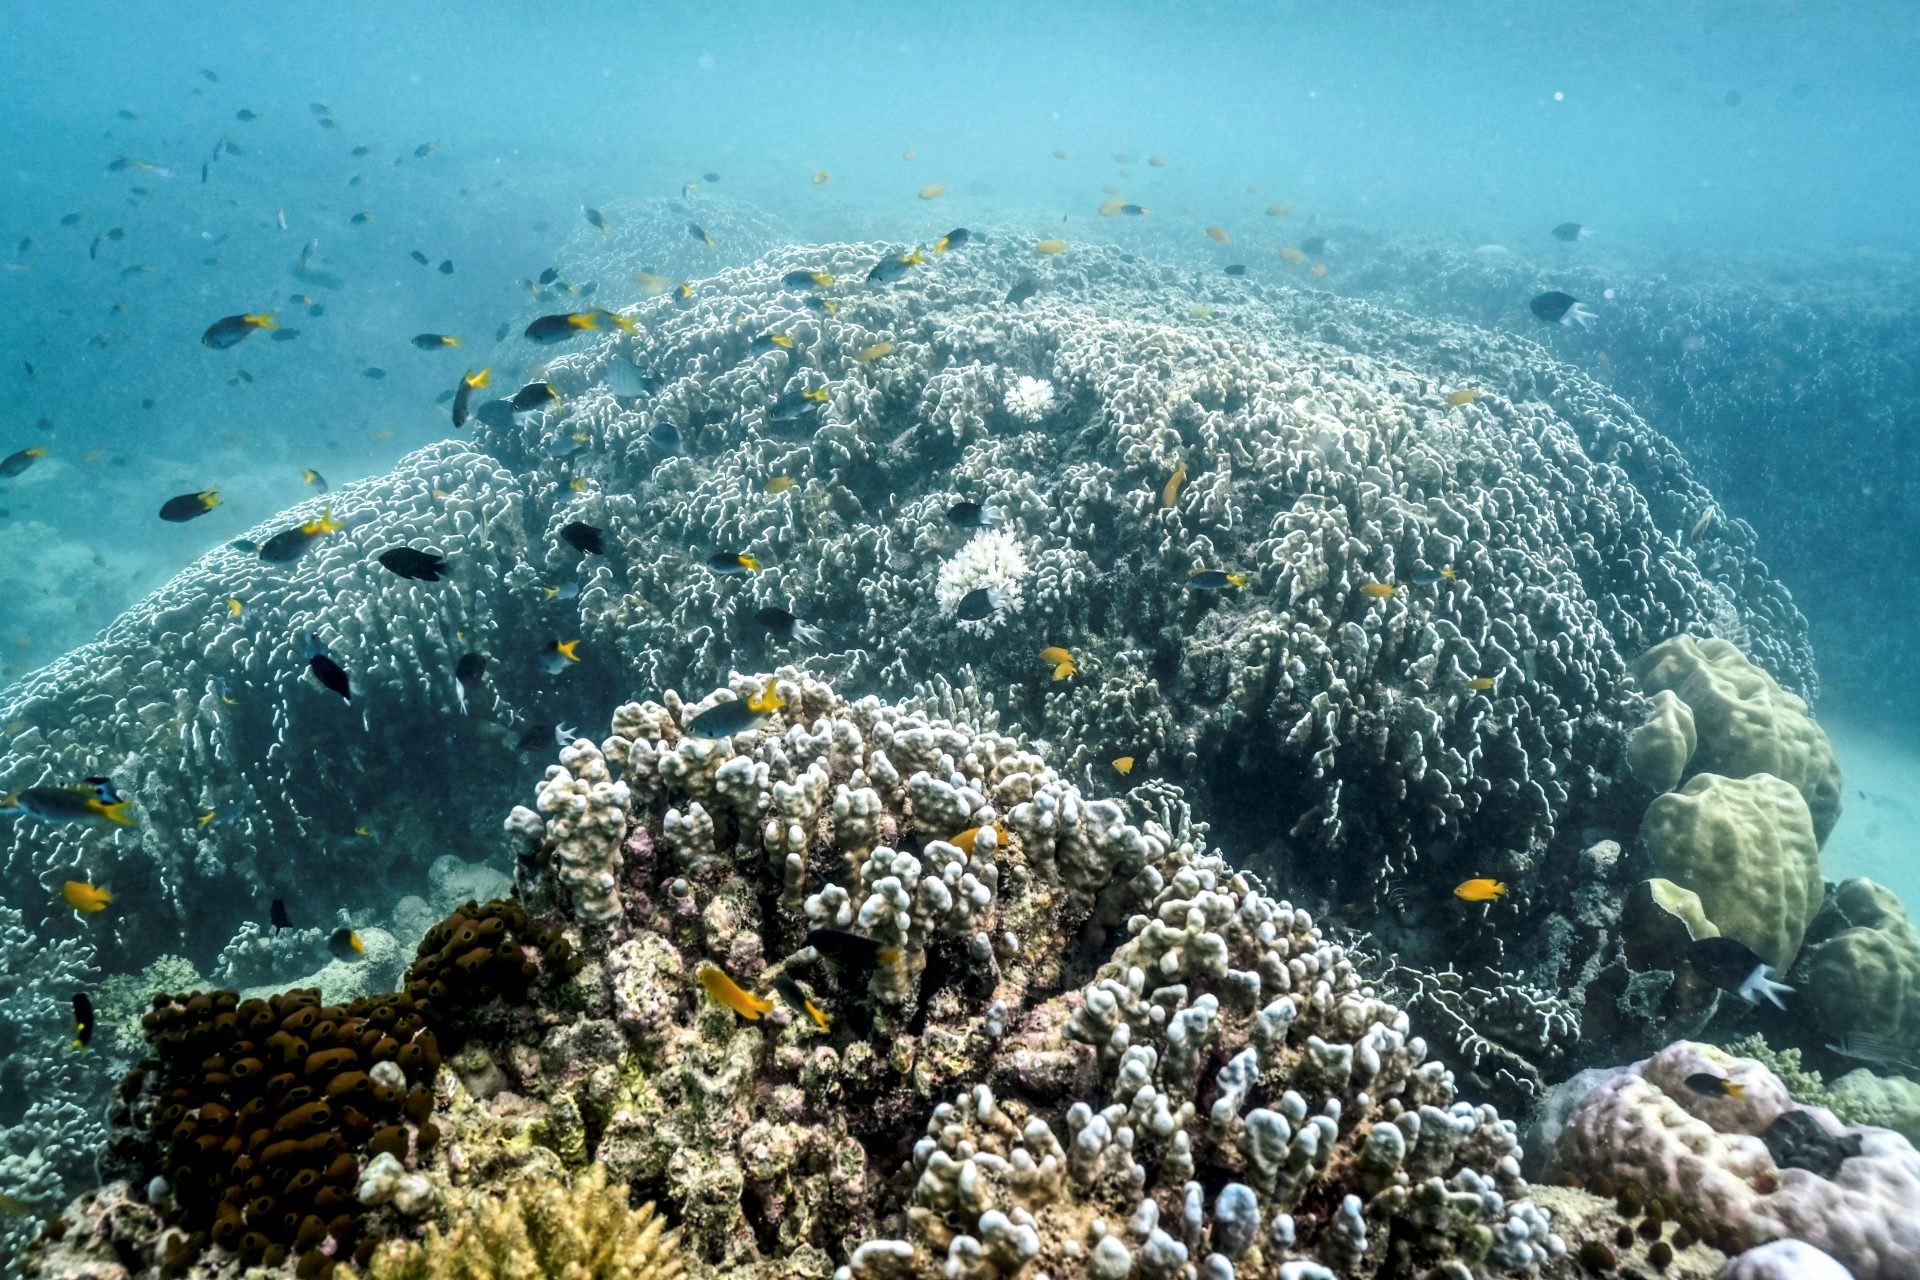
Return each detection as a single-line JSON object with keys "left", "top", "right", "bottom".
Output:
{"left": 0, "top": 206, "right": 1836, "bottom": 1261}
{"left": 360, "top": 1161, "right": 683, "bottom": 1280}
{"left": 1546, "top": 1040, "right": 1920, "bottom": 1279}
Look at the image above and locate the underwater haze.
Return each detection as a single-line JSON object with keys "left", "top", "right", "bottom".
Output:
{"left": 4, "top": 1, "right": 1920, "bottom": 1277}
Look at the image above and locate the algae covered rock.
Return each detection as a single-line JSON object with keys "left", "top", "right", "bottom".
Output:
{"left": 1628, "top": 688, "right": 1697, "bottom": 793}
{"left": 1641, "top": 773, "right": 1821, "bottom": 970}
{"left": 1637, "top": 635, "right": 1841, "bottom": 843}
{"left": 1802, "top": 878, "right": 1920, "bottom": 1053}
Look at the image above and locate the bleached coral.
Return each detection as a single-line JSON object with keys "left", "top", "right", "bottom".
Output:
{"left": 1004, "top": 375, "right": 1057, "bottom": 422}
{"left": 935, "top": 528, "right": 1030, "bottom": 620}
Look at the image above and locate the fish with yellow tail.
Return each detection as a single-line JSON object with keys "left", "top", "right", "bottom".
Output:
{"left": 856, "top": 341, "right": 893, "bottom": 363}
{"left": 686, "top": 678, "right": 785, "bottom": 738}
{"left": 865, "top": 246, "right": 926, "bottom": 285}
{"left": 697, "top": 962, "right": 773, "bottom": 1020}
{"left": 257, "top": 505, "right": 344, "bottom": 563}
{"left": 159, "top": 490, "right": 220, "bottom": 522}
{"left": 5, "top": 778, "right": 134, "bottom": 827}
{"left": 542, "top": 639, "right": 581, "bottom": 675}
{"left": 201, "top": 311, "right": 276, "bottom": 349}
{"left": 0, "top": 446, "right": 46, "bottom": 478}
{"left": 1112, "top": 756, "right": 1136, "bottom": 775}
{"left": 1358, "top": 581, "right": 1397, "bottom": 599}
{"left": 452, "top": 366, "right": 490, "bottom": 429}
{"left": 1446, "top": 389, "right": 1481, "bottom": 406}
{"left": 1453, "top": 878, "right": 1507, "bottom": 903}
{"left": 1039, "top": 646, "right": 1076, "bottom": 680}
{"left": 1187, "top": 569, "right": 1247, "bottom": 591}
{"left": 1684, "top": 1072, "right": 1746, "bottom": 1100}
{"left": 71, "top": 992, "right": 93, "bottom": 1049}
{"left": 772, "top": 974, "right": 831, "bottom": 1031}
{"left": 328, "top": 927, "right": 365, "bottom": 961}
{"left": 61, "top": 881, "right": 113, "bottom": 913}
{"left": 807, "top": 927, "right": 899, "bottom": 970}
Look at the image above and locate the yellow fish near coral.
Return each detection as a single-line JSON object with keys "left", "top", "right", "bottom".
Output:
{"left": 631, "top": 271, "right": 671, "bottom": 297}
{"left": 765, "top": 476, "right": 796, "bottom": 494}
{"left": 950, "top": 825, "right": 1007, "bottom": 855}
{"left": 918, "top": 183, "right": 946, "bottom": 200}
{"left": 63, "top": 881, "right": 113, "bottom": 913}
{"left": 1466, "top": 677, "right": 1497, "bottom": 691}
{"left": 1040, "top": 646, "right": 1076, "bottom": 680}
{"left": 1358, "top": 582, "right": 1396, "bottom": 599}
{"left": 697, "top": 962, "right": 773, "bottom": 1020}
{"left": 1453, "top": 878, "right": 1507, "bottom": 903}
{"left": 856, "top": 341, "right": 893, "bottom": 363}
{"left": 1206, "top": 227, "right": 1229, "bottom": 244}
{"left": 1099, "top": 197, "right": 1128, "bottom": 217}
{"left": 1161, "top": 462, "right": 1187, "bottom": 509}
{"left": 1112, "top": 756, "right": 1136, "bottom": 775}
{"left": 1446, "top": 389, "right": 1481, "bottom": 406}
{"left": 1034, "top": 239, "right": 1067, "bottom": 255}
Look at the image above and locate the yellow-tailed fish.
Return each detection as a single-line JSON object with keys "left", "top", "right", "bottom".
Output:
{"left": 765, "top": 475, "right": 796, "bottom": 494}
{"left": 697, "top": 962, "right": 773, "bottom": 1019}
{"left": 1112, "top": 756, "right": 1136, "bottom": 775}
{"left": 1358, "top": 582, "right": 1396, "bottom": 599}
{"left": 1446, "top": 389, "right": 1481, "bottom": 406}
{"left": 1034, "top": 239, "right": 1068, "bottom": 255}
{"left": 857, "top": 341, "right": 893, "bottom": 363}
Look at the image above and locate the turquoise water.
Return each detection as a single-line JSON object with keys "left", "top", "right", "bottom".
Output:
{"left": 3, "top": 1, "right": 1918, "bottom": 1271}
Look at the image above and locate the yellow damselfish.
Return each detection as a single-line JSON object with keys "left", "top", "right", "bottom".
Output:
{"left": 1453, "top": 878, "right": 1507, "bottom": 903}
{"left": 697, "top": 962, "right": 773, "bottom": 1020}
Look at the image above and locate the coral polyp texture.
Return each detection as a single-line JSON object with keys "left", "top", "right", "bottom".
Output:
{"left": 1546, "top": 1040, "right": 1920, "bottom": 1280}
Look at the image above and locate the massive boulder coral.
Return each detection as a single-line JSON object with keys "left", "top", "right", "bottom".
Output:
{"left": 1639, "top": 773, "right": 1822, "bottom": 971}
{"left": 1546, "top": 1039, "right": 1920, "bottom": 1279}
{"left": 1635, "top": 635, "right": 1840, "bottom": 842}
{"left": 1798, "top": 878, "right": 1920, "bottom": 1054}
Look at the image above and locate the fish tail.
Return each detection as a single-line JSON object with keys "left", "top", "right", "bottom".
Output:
{"left": 245, "top": 312, "right": 277, "bottom": 329}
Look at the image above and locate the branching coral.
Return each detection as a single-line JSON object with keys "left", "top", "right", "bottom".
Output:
{"left": 360, "top": 1162, "right": 683, "bottom": 1280}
